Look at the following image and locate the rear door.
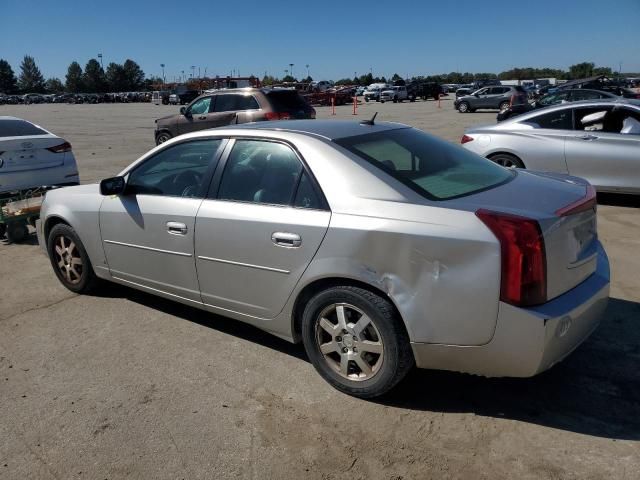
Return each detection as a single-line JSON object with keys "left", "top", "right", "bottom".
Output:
{"left": 211, "top": 94, "right": 261, "bottom": 125}
{"left": 195, "top": 138, "right": 330, "bottom": 319}
{"left": 565, "top": 106, "right": 640, "bottom": 192}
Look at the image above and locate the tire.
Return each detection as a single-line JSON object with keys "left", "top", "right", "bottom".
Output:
{"left": 6, "top": 222, "right": 28, "bottom": 243}
{"left": 457, "top": 102, "right": 470, "bottom": 113}
{"left": 380, "top": 99, "right": 385, "bottom": 103}
{"left": 365, "top": 97, "right": 369, "bottom": 102}
{"left": 47, "top": 223, "right": 99, "bottom": 294}
{"left": 155, "top": 131, "right": 172, "bottom": 145}
{"left": 499, "top": 101, "right": 510, "bottom": 112}
{"left": 0, "top": 223, "right": 6, "bottom": 238}
{"left": 490, "top": 153, "right": 525, "bottom": 169}
{"left": 393, "top": 97, "right": 397, "bottom": 103}
{"left": 301, "top": 286, "right": 414, "bottom": 399}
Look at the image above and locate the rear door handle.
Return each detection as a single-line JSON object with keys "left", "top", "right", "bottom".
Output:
{"left": 271, "top": 232, "right": 301, "bottom": 248}
{"left": 167, "top": 221, "right": 188, "bottom": 235}
{"left": 198, "top": 116, "right": 207, "bottom": 120}
{"left": 578, "top": 134, "right": 598, "bottom": 140}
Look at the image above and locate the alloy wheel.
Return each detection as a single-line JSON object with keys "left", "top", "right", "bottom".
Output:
{"left": 315, "top": 303, "right": 384, "bottom": 381}
{"left": 53, "top": 235, "right": 83, "bottom": 285}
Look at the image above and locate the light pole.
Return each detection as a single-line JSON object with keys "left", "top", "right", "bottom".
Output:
{"left": 181, "top": 70, "right": 185, "bottom": 83}
{"left": 97, "top": 53, "right": 103, "bottom": 70}
{"left": 306, "top": 64, "right": 310, "bottom": 79}
{"left": 289, "top": 63, "right": 294, "bottom": 80}
{"left": 160, "top": 64, "right": 165, "bottom": 89}
{"left": 191, "top": 65, "right": 196, "bottom": 79}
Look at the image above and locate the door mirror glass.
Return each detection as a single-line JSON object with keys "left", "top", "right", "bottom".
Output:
{"left": 100, "top": 176, "right": 126, "bottom": 196}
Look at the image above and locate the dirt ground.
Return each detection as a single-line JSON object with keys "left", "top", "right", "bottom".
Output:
{"left": 1, "top": 98, "right": 639, "bottom": 479}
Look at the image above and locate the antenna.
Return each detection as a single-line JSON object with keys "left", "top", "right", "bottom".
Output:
{"left": 360, "top": 112, "right": 378, "bottom": 126}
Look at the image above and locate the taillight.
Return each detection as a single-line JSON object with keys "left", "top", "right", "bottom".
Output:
{"left": 265, "top": 112, "right": 291, "bottom": 121}
{"left": 46, "top": 141, "right": 72, "bottom": 153}
{"left": 555, "top": 185, "right": 596, "bottom": 217}
{"left": 476, "top": 209, "right": 547, "bottom": 306}
{"left": 460, "top": 134, "right": 474, "bottom": 144}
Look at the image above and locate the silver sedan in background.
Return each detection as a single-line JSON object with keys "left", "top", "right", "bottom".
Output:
{"left": 37, "top": 120, "right": 609, "bottom": 398}
{"left": 462, "top": 99, "right": 640, "bottom": 194}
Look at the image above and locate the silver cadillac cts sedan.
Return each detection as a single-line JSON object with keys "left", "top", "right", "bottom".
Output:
{"left": 37, "top": 120, "right": 610, "bottom": 398}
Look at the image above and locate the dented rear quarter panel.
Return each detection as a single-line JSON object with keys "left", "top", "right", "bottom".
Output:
{"left": 295, "top": 205, "right": 501, "bottom": 346}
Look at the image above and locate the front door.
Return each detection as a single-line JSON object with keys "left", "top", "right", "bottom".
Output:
{"left": 195, "top": 138, "right": 330, "bottom": 319}
{"left": 100, "top": 138, "right": 224, "bottom": 302}
{"left": 176, "top": 96, "right": 216, "bottom": 135}
{"left": 565, "top": 106, "right": 640, "bottom": 192}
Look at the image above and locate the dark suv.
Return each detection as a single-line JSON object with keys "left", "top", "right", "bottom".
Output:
{"left": 154, "top": 88, "right": 316, "bottom": 144}
{"left": 454, "top": 85, "right": 528, "bottom": 113}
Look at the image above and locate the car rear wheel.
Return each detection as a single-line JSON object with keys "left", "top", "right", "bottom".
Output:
{"left": 301, "top": 286, "right": 414, "bottom": 398}
{"left": 499, "top": 101, "right": 511, "bottom": 112}
{"left": 490, "top": 153, "right": 524, "bottom": 169}
{"left": 457, "top": 101, "right": 470, "bottom": 113}
{"left": 47, "top": 224, "right": 99, "bottom": 294}
{"left": 156, "top": 131, "right": 172, "bottom": 145}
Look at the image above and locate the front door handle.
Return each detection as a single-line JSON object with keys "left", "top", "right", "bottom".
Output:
{"left": 167, "top": 221, "right": 188, "bottom": 235}
{"left": 271, "top": 232, "right": 301, "bottom": 248}
{"left": 198, "top": 115, "right": 207, "bottom": 120}
{"left": 578, "top": 134, "right": 598, "bottom": 140}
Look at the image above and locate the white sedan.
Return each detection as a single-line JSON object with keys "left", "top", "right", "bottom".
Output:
{"left": 0, "top": 116, "right": 79, "bottom": 194}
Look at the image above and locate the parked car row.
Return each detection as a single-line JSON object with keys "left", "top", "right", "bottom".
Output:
{"left": 0, "top": 91, "right": 158, "bottom": 105}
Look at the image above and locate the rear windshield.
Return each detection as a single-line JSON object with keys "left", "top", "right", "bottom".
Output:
{"left": 335, "top": 128, "right": 513, "bottom": 200}
{"left": 265, "top": 90, "right": 309, "bottom": 111}
{"left": 0, "top": 119, "right": 48, "bottom": 137}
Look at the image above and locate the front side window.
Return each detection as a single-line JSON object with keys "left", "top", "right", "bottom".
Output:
{"left": 189, "top": 97, "right": 212, "bottom": 115}
{"left": 539, "top": 92, "right": 569, "bottom": 106}
{"left": 127, "top": 139, "right": 221, "bottom": 197}
{"left": 335, "top": 128, "right": 513, "bottom": 200}
{"left": 217, "top": 140, "right": 303, "bottom": 205}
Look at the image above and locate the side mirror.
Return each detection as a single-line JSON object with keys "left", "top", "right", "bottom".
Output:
{"left": 100, "top": 176, "right": 126, "bottom": 196}
{"left": 180, "top": 106, "right": 190, "bottom": 116}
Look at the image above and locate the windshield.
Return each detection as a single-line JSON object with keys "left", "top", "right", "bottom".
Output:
{"left": 335, "top": 128, "right": 513, "bottom": 200}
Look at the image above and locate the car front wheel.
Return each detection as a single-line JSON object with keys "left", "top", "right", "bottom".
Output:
{"left": 301, "top": 286, "right": 414, "bottom": 399}
{"left": 457, "top": 102, "right": 470, "bottom": 113}
{"left": 155, "top": 131, "right": 172, "bottom": 145}
{"left": 47, "top": 224, "right": 99, "bottom": 294}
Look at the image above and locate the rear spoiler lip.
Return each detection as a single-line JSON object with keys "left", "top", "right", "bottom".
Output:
{"left": 555, "top": 184, "right": 597, "bottom": 217}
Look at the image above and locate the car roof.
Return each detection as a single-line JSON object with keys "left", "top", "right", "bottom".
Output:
{"left": 200, "top": 120, "right": 410, "bottom": 141}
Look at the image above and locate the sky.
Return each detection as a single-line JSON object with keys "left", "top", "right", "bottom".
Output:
{"left": 2, "top": 0, "right": 639, "bottom": 82}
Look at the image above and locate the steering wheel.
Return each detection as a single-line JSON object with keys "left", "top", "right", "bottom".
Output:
{"left": 172, "top": 170, "right": 202, "bottom": 197}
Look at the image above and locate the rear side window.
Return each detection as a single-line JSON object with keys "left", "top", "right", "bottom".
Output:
{"left": 335, "top": 128, "right": 513, "bottom": 200}
{"left": 217, "top": 140, "right": 303, "bottom": 205}
{"left": 214, "top": 94, "right": 260, "bottom": 112}
{"left": 265, "top": 91, "right": 309, "bottom": 111}
{"left": 522, "top": 109, "right": 572, "bottom": 130}
{"left": 0, "top": 119, "right": 48, "bottom": 137}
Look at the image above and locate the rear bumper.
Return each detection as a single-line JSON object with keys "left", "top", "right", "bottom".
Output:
{"left": 411, "top": 242, "right": 610, "bottom": 377}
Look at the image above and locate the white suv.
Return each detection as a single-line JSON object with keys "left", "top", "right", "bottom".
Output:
{"left": 380, "top": 86, "right": 408, "bottom": 103}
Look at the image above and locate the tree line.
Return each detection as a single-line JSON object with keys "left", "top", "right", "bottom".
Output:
{"left": 2, "top": 56, "right": 636, "bottom": 95}
{"left": 0, "top": 55, "right": 149, "bottom": 94}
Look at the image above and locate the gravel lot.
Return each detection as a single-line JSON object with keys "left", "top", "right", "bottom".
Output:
{"left": 1, "top": 98, "right": 639, "bottom": 479}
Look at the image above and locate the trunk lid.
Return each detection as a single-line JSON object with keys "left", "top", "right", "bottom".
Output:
{"left": 449, "top": 170, "right": 598, "bottom": 301}
{"left": 0, "top": 135, "right": 66, "bottom": 173}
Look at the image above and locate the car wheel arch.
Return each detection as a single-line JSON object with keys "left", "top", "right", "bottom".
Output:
{"left": 290, "top": 277, "right": 409, "bottom": 346}
{"left": 44, "top": 215, "right": 72, "bottom": 241}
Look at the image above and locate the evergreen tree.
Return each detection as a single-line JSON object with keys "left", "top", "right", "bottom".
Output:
{"left": 83, "top": 58, "right": 106, "bottom": 92}
{"left": 18, "top": 55, "right": 45, "bottom": 92}
{"left": 0, "top": 59, "right": 18, "bottom": 93}
{"left": 122, "top": 59, "right": 145, "bottom": 90}
{"left": 65, "top": 61, "right": 84, "bottom": 93}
